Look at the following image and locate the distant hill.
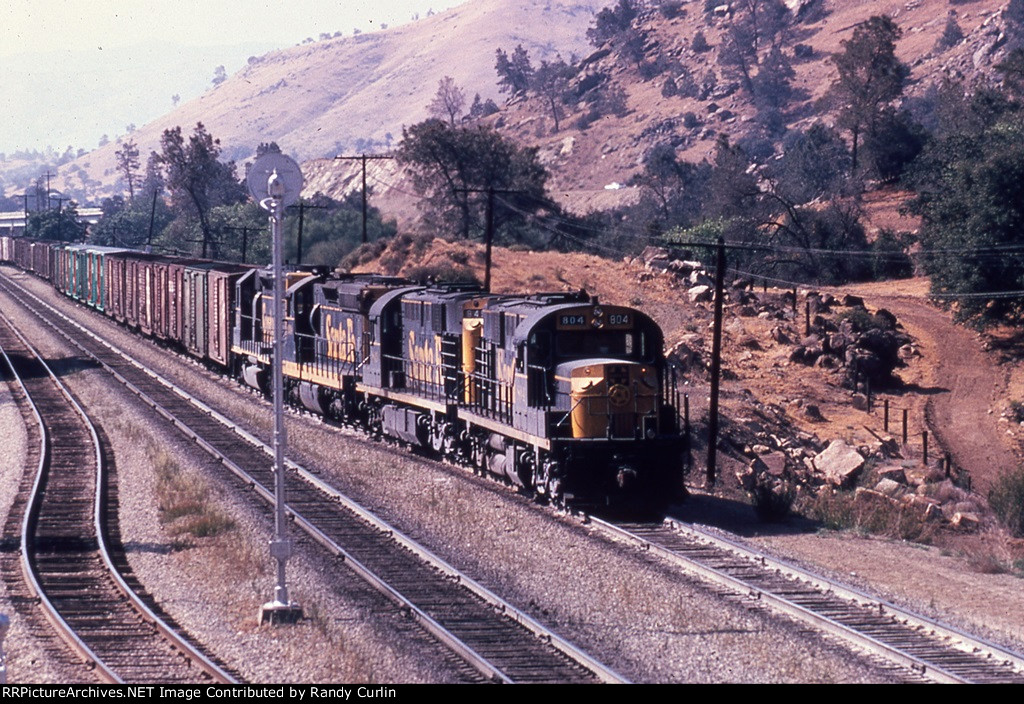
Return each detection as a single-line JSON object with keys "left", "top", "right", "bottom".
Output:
{"left": 44, "top": 0, "right": 1023, "bottom": 231}
{"left": 49, "top": 0, "right": 609, "bottom": 201}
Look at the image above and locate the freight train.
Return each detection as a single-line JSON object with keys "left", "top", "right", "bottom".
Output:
{"left": 0, "top": 237, "right": 688, "bottom": 508}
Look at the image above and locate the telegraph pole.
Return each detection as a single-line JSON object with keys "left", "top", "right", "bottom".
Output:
{"left": 335, "top": 154, "right": 394, "bottom": 243}
{"left": 453, "top": 186, "right": 520, "bottom": 292}
{"left": 286, "top": 200, "right": 327, "bottom": 265}
{"left": 147, "top": 189, "right": 159, "bottom": 252}
{"left": 706, "top": 237, "right": 726, "bottom": 487}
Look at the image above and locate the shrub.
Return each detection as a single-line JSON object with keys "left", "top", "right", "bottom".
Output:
{"left": 403, "top": 262, "right": 480, "bottom": 286}
{"left": 1008, "top": 401, "right": 1024, "bottom": 423}
{"left": 989, "top": 467, "right": 1024, "bottom": 537}
{"left": 751, "top": 480, "right": 796, "bottom": 522}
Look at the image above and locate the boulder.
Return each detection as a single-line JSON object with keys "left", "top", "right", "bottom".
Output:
{"left": 813, "top": 440, "right": 865, "bottom": 487}
{"left": 803, "top": 404, "right": 825, "bottom": 422}
{"left": 641, "top": 246, "right": 670, "bottom": 265}
{"left": 902, "top": 494, "right": 942, "bottom": 521}
{"left": 874, "top": 478, "right": 905, "bottom": 498}
{"left": 758, "top": 452, "right": 788, "bottom": 477}
{"left": 951, "top": 512, "right": 980, "bottom": 531}
{"left": 876, "top": 465, "right": 907, "bottom": 483}
{"left": 688, "top": 285, "right": 713, "bottom": 303}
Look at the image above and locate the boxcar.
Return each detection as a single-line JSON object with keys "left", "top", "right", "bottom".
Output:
{"left": 182, "top": 261, "right": 253, "bottom": 365}
{"left": 30, "top": 242, "right": 52, "bottom": 281}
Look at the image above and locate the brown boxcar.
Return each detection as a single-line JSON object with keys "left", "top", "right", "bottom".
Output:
{"left": 181, "top": 261, "right": 252, "bottom": 366}
{"left": 104, "top": 252, "right": 130, "bottom": 322}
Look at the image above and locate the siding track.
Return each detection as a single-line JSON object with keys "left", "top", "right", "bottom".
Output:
{"left": 592, "top": 516, "right": 1024, "bottom": 684}
{"left": 0, "top": 309, "right": 237, "bottom": 684}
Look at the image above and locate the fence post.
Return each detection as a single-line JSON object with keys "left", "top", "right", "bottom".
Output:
{"left": 883, "top": 399, "right": 890, "bottom": 432}
{"left": 922, "top": 430, "right": 929, "bottom": 466}
{"left": 902, "top": 409, "right": 908, "bottom": 445}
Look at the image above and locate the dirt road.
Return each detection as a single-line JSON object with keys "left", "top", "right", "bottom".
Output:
{"left": 849, "top": 279, "right": 1019, "bottom": 495}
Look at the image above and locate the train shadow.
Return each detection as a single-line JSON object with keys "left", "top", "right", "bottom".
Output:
{"left": 664, "top": 491, "right": 822, "bottom": 539}
{"left": 0, "top": 353, "right": 101, "bottom": 380}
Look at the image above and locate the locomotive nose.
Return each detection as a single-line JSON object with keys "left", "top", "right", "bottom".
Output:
{"left": 567, "top": 361, "right": 658, "bottom": 439}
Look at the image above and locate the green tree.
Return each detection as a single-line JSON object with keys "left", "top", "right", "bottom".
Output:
{"left": 494, "top": 45, "right": 534, "bottom": 96}
{"left": 632, "top": 143, "right": 710, "bottom": 227}
{"left": 90, "top": 194, "right": 174, "bottom": 249}
{"left": 115, "top": 138, "right": 141, "bottom": 201}
{"left": 532, "top": 58, "right": 573, "bottom": 132}
{"left": 771, "top": 123, "right": 850, "bottom": 205}
{"left": 25, "top": 203, "right": 85, "bottom": 241}
{"left": 282, "top": 192, "right": 398, "bottom": 266}
{"left": 396, "top": 119, "right": 548, "bottom": 241}
{"left": 587, "top": 0, "right": 638, "bottom": 47}
{"left": 826, "top": 15, "right": 909, "bottom": 172}
{"left": 427, "top": 76, "right": 466, "bottom": 126}
{"left": 910, "top": 117, "right": 1024, "bottom": 325}
{"left": 156, "top": 123, "right": 246, "bottom": 257}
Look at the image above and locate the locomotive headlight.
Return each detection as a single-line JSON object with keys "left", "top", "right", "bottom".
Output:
{"left": 593, "top": 306, "right": 604, "bottom": 317}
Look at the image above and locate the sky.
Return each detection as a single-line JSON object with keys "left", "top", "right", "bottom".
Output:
{"left": 0, "top": 0, "right": 468, "bottom": 57}
{"left": 0, "top": 0, "right": 469, "bottom": 154}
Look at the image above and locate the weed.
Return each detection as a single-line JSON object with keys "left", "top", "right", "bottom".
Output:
{"left": 150, "top": 444, "right": 236, "bottom": 540}
{"left": 967, "top": 552, "right": 1009, "bottom": 575}
{"left": 989, "top": 467, "right": 1024, "bottom": 537}
{"left": 750, "top": 480, "right": 796, "bottom": 522}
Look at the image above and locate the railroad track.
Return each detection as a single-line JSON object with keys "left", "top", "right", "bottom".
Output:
{"left": 591, "top": 515, "right": 1024, "bottom": 684}
{"left": 0, "top": 270, "right": 626, "bottom": 684}
{"left": 0, "top": 309, "right": 237, "bottom": 684}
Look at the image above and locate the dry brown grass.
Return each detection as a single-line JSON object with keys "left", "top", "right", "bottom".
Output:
{"left": 151, "top": 445, "right": 235, "bottom": 540}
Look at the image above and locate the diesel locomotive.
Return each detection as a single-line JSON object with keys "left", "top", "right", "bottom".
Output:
{"left": 1, "top": 237, "right": 688, "bottom": 508}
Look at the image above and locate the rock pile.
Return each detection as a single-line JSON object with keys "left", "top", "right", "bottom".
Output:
{"left": 736, "top": 431, "right": 983, "bottom": 531}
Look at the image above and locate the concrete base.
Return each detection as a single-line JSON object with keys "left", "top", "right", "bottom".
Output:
{"left": 258, "top": 601, "right": 303, "bottom": 626}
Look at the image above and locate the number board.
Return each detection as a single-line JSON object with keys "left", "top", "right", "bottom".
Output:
{"left": 555, "top": 308, "right": 633, "bottom": 330}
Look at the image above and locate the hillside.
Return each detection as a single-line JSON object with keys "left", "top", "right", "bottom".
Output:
{"left": 496, "top": 0, "right": 1021, "bottom": 216}
{"left": 48, "top": 0, "right": 608, "bottom": 201}
{"left": 42, "top": 0, "right": 1022, "bottom": 227}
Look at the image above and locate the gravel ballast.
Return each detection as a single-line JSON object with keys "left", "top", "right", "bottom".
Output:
{"left": 2, "top": 266, "right": 998, "bottom": 682}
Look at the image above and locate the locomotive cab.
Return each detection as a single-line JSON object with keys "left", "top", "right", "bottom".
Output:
{"left": 511, "top": 301, "right": 671, "bottom": 442}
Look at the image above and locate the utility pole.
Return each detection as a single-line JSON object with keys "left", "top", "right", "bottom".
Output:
{"left": 706, "top": 237, "right": 726, "bottom": 487}
{"left": 286, "top": 200, "right": 327, "bottom": 265}
{"left": 222, "top": 225, "right": 253, "bottom": 263}
{"left": 334, "top": 154, "right": 394, "bottom": 243}
{"left": 43, "top": 171, "right": 55, "bottom": 210}
{"left": 147, "top": 189, "right": 159, "bottom": 252}
{"left": 454, "top": 186, "right": 520, "bottom": 292}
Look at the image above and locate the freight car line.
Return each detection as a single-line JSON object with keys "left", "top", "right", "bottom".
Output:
{"left": 0, "top": 310, "right": 238, "bottom": 685}
{"left": 0, "top": 270, "right": 628, "bottom": 684}
{"left": 589, "top": 516, "right": 1024, "bottom": 684}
